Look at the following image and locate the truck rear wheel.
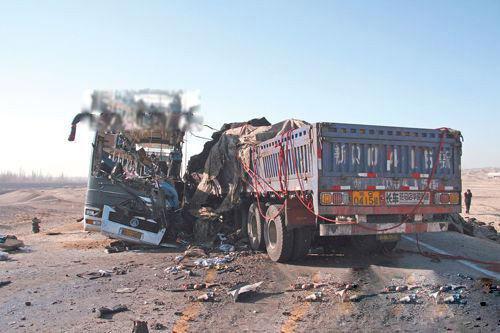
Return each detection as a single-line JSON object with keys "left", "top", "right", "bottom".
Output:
{"left": 247, "top": 202, "right": 265, "bottom": 250}
{"left": 291, "top": 228, "right": 313, "bottom": 260}
{"left": 264, "top": 204, "right": 294, "bottom": 262}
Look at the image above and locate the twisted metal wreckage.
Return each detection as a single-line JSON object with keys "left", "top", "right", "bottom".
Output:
{"left": 69, "top": 90, "right": 301, "bottom": 247}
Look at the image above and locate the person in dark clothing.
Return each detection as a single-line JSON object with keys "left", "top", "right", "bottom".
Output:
{"left": 464, "top": 189, "right": 472, "bottom": 214}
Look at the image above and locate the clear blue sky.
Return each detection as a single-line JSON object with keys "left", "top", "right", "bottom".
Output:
{"left": 0, "top": 1, "right": 499, "bottom": 176}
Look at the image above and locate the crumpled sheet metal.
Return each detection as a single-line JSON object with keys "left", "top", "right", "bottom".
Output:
{"left": 190, "top": 119, "right": 308, "bottom": 213}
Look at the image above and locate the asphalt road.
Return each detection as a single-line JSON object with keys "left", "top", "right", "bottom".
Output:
{"left": 1, "top": 229, "right": 498, "bottom": 333}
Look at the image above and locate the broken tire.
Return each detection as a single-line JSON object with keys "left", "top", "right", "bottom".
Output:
{"left": 247, "top": 202, "right": 266, "bottom": 251}
{"left": 291, "top": 228, "right": 312, "bottom": 260}
{"left": 264, "top": 204, "right": 294, "bottom": 262}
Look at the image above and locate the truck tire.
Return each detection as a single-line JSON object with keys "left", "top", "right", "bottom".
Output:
{"left": 291, "top": 228, "right": 312, "bottom": 260}
{"left": 247, "top": 203, "right": 265, "bottom": 250}
{"left": 264, "top": 204, "right": 294, "bottom": 262}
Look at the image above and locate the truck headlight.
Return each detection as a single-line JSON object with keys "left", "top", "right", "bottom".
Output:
{"left": 85, "top": 208, "right": 102, "bottom": 217}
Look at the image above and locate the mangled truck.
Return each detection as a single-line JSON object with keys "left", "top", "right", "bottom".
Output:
{"left": 69, "top": 90, "right": 199, "bottom": 245}
{"left": 188, "top": 120, "right": 462, "bottom": 262}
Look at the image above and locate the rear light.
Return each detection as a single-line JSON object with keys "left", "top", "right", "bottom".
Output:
{"left": 320, "top": 192, "right": 350, "bottom": 205}
{"left": 434, "top": 192, "right": 460, "bottom": 205}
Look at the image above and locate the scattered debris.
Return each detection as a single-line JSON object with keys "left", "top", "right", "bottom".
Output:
{"left": 396, "top": 294, "right": 418, "bottom": 304}
{"left": 194, "top": 255, "right": 234, "bottom": 268}
{"left": 93, "top": 305, "right": 128, "bottom": 318}
{"left": 0, "top": 251, "right": 9, "bottom": 261}
{"left": 228, "top": 281, "right": 263, "bottom": 302}
{"left": 24, "top": 301, "right": 32, "bottom": 306}
{"left": 191, "top": 292, "right": 215, "bottom": 302}
{"left": 0, "top": 235, "right": 24, "bottom": 252}
{"left": 132, "top": 320, "right": 149, "bottom": 333}
{"left": 115, "top": 287, "right": 137, "bottom": 293}
{"left": 349, "top": 294, "right": 362, "bottom": 302}
{"left": 184, "top": 247, "right": 207, "bottom": 258}
{"left": 305, "top": 291, "right": 323, "bottom": 302}
{"left": 151, "top": 322, "right": 166, "bottom": 330}
{"left": 0, "top": 280, "right": 12, "bottom": 288}
{"left": 443, "top": 293, "right": 467, "bottom": 304}
{"left": 105, "top": 241, "right": 130, "bottom": 254}
{"left": 45, "top": 232, "right": 62, "bottom": 236}
{"left": 219, "top": 244, "right": 235, "bottom": 253}
{"left": 76, "top": 269, "right": 112, "bottom": 280}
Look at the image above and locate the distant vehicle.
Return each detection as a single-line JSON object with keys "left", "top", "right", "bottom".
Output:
{"left": 243, "top": 123, "right": 463, "bottom": 262}
{"left": 487, "top": 172, "right": 500, "bottom": 178}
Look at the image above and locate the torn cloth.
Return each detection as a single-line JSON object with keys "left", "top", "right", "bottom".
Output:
{"left": 189, "top": 119, "right": 308, "bottom": 213}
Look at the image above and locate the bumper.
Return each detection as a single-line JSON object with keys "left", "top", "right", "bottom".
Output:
{"left": 319, "top": 221, "right": 448, "bottom": 236}
{"left": 83, "top": 216, "right": 102, "bottom": 232}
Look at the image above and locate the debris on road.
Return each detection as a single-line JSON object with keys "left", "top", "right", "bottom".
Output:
{"left": 76, "top": 269, "right": 112, "bottom": 280}
{"left": 93, "top": 305, "right": 128, "bottom": 318}
{"left": 194, "top": 255, "right": 234, "bottom": 268}
{"left": 443, "top": 293, "right": 467, "bottom": 304}
{"left": 0, "top": 280, "right": 12, "bottom": 288}
{"left": 191, "top": 291, "right": 215, "bottom": 302}
{"left": 396, "top": 294, "right": 418, "bottom": 304}
{"left": 132, "top": 320, "right": 149, "bottom": 333}
{"left": 0, "top": 251, "right": 9, "bottom": 261}
{"left": 105, "top": 241, "right": 130, "bottom": 254}
{"left": 184, "top": 247, "right": 207, "bottom": 258}
{"left": 228, "top": 281, "right": 263, "bottom": 302}
{"left": 305, "top": 291, "right": 323, "bottom": 302}
{"left": 0, "top": 235, "right": 24, "bottom": 252}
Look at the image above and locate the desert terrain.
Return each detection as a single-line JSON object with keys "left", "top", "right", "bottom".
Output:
{"left": 0, "top": 170, "right": 499, "bottom": 332}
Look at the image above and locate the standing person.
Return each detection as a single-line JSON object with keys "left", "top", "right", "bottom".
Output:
{"left": 464, "top": 189, "right": 472, "bottom": 214}
{"left": 31, "top": 217, "right": 41, "bottom": 233}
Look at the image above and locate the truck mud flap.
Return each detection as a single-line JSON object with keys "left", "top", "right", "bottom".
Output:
{"left": 319, "top": 221, "right": 448, "bottom": 237}
{"left": 100, "top": 205, "right": 166, "bottom": 245}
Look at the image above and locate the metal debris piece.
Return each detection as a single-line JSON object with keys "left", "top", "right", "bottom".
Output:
{"left": 228, "top": 281, "right": 263, "bottom": 302}
{"left": 93, "top": 305, "right": 128, "bottom": 318}
{"left": 335, "top": 289, "right": 349, "bottom": 302}
{"left": 349, "top": 294, "right": 362, "bottom": 302}
{"left": 184, "top": 247, "right": 207, "bottom": 258}
{"left": 305, "top": 291, "right": 323, "bottom": 302}
{"left": 194, "top": 292, "right": 215, "bottom": 302}
{"left": 397, "top": 294, "right": 418, "bottom": 304}
{"left": 0, "top": 280, "right": 12, "bottom": 288}
{"left": 443, "top": 293, "right": 467, "bottom": 304}
{"left": 0, "top": 251, "right": 9, "bottom": 261}
{"left": 194, "top": 255, "right": 234, "bottom": 268}
{"left": 429, "top": 291, "right": 442, "bottom": 303}
{"left": 219, "top": 244, "right": 235, "bottom": 253}
{"left": 132, "top": 320, "right": 149, "bottom": 333}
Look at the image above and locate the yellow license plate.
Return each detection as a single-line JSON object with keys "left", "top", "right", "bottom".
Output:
{"left": 121, "top": 228, "right": 142, "bottom": 239}
{"left": 352, "top": 191, "right": 381, "bottom": 206}
{"left": 376, "top": 234, "right": 400, "bottom": 242}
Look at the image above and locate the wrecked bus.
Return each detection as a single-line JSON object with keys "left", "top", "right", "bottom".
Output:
{"left": 239, "top": 122, "right": 462, "bottom": 262}
{"left": 71, "top": 90, "right": 197, "bottom": 245}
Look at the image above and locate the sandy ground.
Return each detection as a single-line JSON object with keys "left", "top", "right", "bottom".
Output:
{"left": 462, "top": 168, "right": 500, "bottom": 231}
{"left": 0, "top": 173, "right": 499, "bottom": 332}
